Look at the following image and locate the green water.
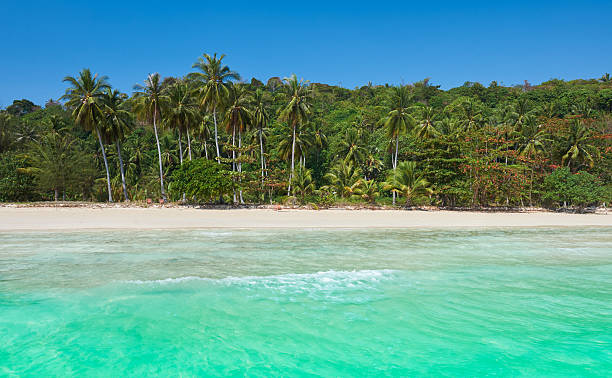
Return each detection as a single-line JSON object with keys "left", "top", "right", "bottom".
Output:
{"left": 1, "top": 228, "right": 611, "bottom": 376}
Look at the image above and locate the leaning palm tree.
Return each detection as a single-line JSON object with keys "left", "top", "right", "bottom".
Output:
{"left": 223, "top": 84, "right": 252, "bottom": 203}
{"left": 278, "top": 74, "right": 311, "bottom": 196}
{"left": 380, "top": 85, "right": 414, "bottom": 204}
{"left": 133, "top": 73, "right": 168, "bottom": 200}
{"left": 61, "top": 68, "right": 113, "bottom": 202}
{"left": 101, "top": 89, "right": 133, "bottom": 201}
{"left": 163, "top": 81, "right": 199, "bottom": 164}
{"left": 384, "top": 161, "right": 432, "bottom": 206}
{"left": 190, "top": 53, "right": 241, "bottom": 162}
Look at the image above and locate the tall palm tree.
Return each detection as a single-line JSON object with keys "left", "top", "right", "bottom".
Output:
{"left": 61, "top": 68, "right": 113, "bottom": 202}
{"left": 380, "top": 85, "right": 414, "bottom": 204}
{"left": 251, "top": 88, "right": 270, "bottom": 182}
{"left": 279, "top": 74, "right": 311, "bottom": 196}
{"left": 101, "top": 89, "right": 133, "bottom": 201}
{"left": 223, "top": 84, "right": 252, "bottom": 203}
{"left": 384, "top": 161, "right": 432, "bottom": 206}
{"left": 190, "top": 53, "right": 241, "bottom": 162}
{"left": 163, "top": 81, "right": 199, "bottom": 164}
{"left": 517, "top": 120, "right": 548, "bottom": 205}
{"left": 133, "top": 73, "right": 168, "bottom": 200}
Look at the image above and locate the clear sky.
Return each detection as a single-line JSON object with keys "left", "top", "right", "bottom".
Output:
{"left": 2, "top": 0, "right": 611, "bottom": 107}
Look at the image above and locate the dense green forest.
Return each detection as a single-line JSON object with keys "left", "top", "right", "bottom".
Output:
{"left": 1, "top": 54, "right": 610, "bottom": 208}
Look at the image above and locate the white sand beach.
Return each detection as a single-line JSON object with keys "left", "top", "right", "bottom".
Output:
{"left": 0, "top": 207, "right": 610, "bottom": 231}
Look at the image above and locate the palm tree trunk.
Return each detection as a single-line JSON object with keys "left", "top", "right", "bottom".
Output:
{"left": 152, "top": 109, "right": 166, "bottom": 200}
{"left": 232, "top": 128, "right": 236, "bottom": 204}
{"left": 238, "top": 129, "right": 244, "bottom": 204}
{"left": 116, "top": 140, "right": 129, "bottom": 202}
{"left": 259, "top": 129, "right": 265, "bottom": 183}
{"left": 96, "top": 128, "right": 113, "bottom": 203}
{"left": 288, "top": 123, "right": 296, "bottom": 196}
{"left": 393, "top": 136, "right": 399, "bottom": 205}
{"left": 204, "top": 140, "right": 209, "bottom": 160}
{"left": 187, "top": 130, "right": 192, "bottom": 161}
{"left": 54, "top": 189, "right": 59, "bottom": 202}
{"left": 213, "top": 108, "right": 220, "bottom": 162}
{"left": 178, "top": 129, "right": 183, "bottom": 165}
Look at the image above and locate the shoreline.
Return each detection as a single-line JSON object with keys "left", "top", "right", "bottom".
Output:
{"left": 0, "top": 207, "right": 610, "bottom": 231}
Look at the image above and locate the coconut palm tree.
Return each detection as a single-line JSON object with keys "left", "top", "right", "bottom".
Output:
{"left": 101, "top": 89, "right": 133, "bottom": 201}
{"left": 133, "top": 73, "right": 168, "bottom": 200}
{"left": 323, "top": 159, "right": 362, "bottom": 199}
{"left": 61, "top": 68, "right": 113, "bottom": 202}
{"left": 338, "top": 128, "right": 366, "bottom": 167}
{"left": 380, "top": 85, "right": 414, "bottom": 204}
{"left": 251, "top": 88, "right": 270, "bottom": 182}
{"left": 190, "top": 53, "right": 241, "bottom": 162}
{"left": 163, "top": 81, "right": 199, "bottom": 164}
{"left": 223, "top": 84, "right": 252, "bottom": 203}
{"left": 194, "top": 115, "right": 213, "bottom": 160}
{"left": 414, "top": 105, "right": 439, "bottom": 140}
{"left": 355, "top": 179, "right": 380, "bottom": 204}
{"left": 517, "top": 120, "right": 549, "bottom": 205}
{"left": 279, "top": 74, "right": 311, "bottom": 196}
{"left": 561, "top": 119, "right": 600, "bottom": 170}
{"left": 384, "top": 161, "right": 432, "bottom": 206}
{"left": 291, "top": 165, "right": 315, "bottom": 201}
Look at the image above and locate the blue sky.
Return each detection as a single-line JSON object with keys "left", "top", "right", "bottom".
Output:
{"left": 2, "top": 0, "right": 611, "bottom": 107}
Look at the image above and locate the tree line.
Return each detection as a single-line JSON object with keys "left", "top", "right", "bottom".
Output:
{"left": 1, "top": 53, "right": 611, "bottom": 208}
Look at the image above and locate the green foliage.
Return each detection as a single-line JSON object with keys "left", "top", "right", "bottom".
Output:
{"left": 0, "top": 153, "right": 38, "bottom": 201}
{"left": 542, "top": 167, "right": 607, "bottom": 207}
{"left": 169, "top": 159, "right": 233, "bottom": 202}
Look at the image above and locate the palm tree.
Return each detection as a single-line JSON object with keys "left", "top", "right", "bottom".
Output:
{"left": 61, "top": 68, "right": 113, "bottom": 202}
{"left": 414, "top": 105, "right": 439, "bottom": 140}
{"left": 133, "top": 73, "right": 168, "bottom": 200}
{"left": 561, "top": 119, "right": 599, "bottom": 170}
{"left": 323, "top": 160, "right": 362, "bottom": 198}
{"left": 355, "top": 179, "right": 380, "bottom": 204}
{"left": 291, "top": 165, "right": 315, "bottom": 201}
{"left": 279, "top": 74, "right": 311, "bottom": 196}
{"left": 194, "top": 115, "right": 213, "bottom": 160}
{"left": 338, "top": 128, "right": 367, "bottom": 167}
{"left": 190, "top": 53, "right": 240, "bottom": 162}
{"left": 101, "top": 89, "right": 133, "bottom": 201}
{"left": 380, "top": 85, "right": 414, "bottom": 204}
{"left": 223, "top": 84, "right": 252, "bottom": 203}
{"left": 599, "top": 73, "right": 611, "bottom": 83}
{"left": 251, "top": 88, "right": 270, "bottom": 182}
{"left": 517, "top": 120, "right": 548, "bottom": 205}
{"left": 163, "top": 81, "right": 199, "bottom": 164}
{"left": 384, "top": 161, "right": 432, "bottom": 206}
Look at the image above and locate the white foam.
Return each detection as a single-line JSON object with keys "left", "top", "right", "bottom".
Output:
{"left": 123, "top": 269, "right": 396, "bottom": 290}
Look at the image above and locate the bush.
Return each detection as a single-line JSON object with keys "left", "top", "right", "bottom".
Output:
{"left": 542, "top": 167, "right": 607, "bottom": 207}
{"left": 0, "top": 153, "right": 38, "bottom": 202}
{"left": 169, "top": 159, "right": 234, "bottom": 203}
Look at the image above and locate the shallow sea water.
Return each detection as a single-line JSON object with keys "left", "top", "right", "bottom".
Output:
{"left": 1, "top": 227, "right": 611, "bottom": 376}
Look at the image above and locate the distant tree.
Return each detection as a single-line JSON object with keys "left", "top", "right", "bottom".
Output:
{"left": 6, "top": 99, "right": 40, "bottom": 116}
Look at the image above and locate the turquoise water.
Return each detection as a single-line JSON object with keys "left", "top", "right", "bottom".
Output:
{"left": 1, "top": 228, "right": 611, "bottom": 376}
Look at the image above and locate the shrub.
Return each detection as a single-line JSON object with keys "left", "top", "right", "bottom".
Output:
{"left": 542, "top": 167, "right": 607, "bottom": 207}
{"left": 169, "top": 159, "right": 233, "bottom": 203}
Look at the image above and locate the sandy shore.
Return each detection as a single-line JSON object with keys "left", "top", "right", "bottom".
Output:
{"left": 0, "top": 207, "right": 610, "bottom": 231}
